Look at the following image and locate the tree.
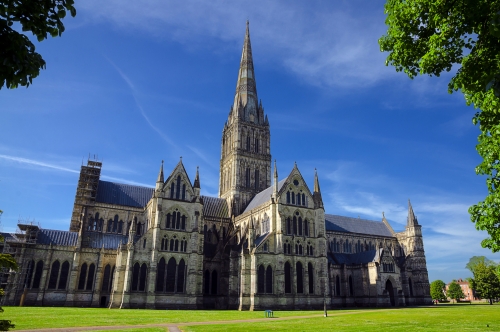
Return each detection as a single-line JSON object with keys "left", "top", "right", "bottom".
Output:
{"left": 1, "top": 0, "right": 77, "bottom": 89}
{"left": 471, "top": 261, "right": 500, "bottom": 305}
{"left": 447, "top": 281, "right": 465, "bottom": 303}
{"left": 379, "top": 0, "right": 500, "bottom": 252}
{"left": 466, "top": 256, "right": 496, "bottom": 272}
{"left": 430, "top": 280, "right": 446, "bottom": 301}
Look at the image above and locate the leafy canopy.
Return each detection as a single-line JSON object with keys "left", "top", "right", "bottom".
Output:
{"left": 1, "top": 0, "right": 77, "bottom": 89}
{"left": 466, "top": 256, "right": 496, "bottom": 272}
{"left": 430, "top": 279, "right": 446, "bottom": 301}
{"left": 447, "top": 281, "right": 465, "bottom": 302}
{"left": 470, "top": 261, "right": 500, "bottom": 304}
{"left": 379, "top": 0, "right": 500, "bottom": 252}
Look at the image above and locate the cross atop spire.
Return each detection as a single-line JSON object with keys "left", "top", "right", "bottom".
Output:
{"left": 407, "top": 199, "right": 418, "bottom": 226}
{"left": 233, "top": 21, "right": 259, "bottom": 118}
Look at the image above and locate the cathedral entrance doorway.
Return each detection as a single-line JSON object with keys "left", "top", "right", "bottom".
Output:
{"left": 386, "top": 280, "right": 395, "bottom": 306}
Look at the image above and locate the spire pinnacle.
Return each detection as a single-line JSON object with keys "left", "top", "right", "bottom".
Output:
{"left": 407, "top": 199, "right": 418, "bottom": 226}
{"left": 314, "top": 168, "right": 321, "bottom": 193}
{"left": 156, "top": 160, "right": 164, "bottom": 183}
{"left": 233, "top": 21, "right": 259, "bottom": 118}
{"left": 194, "top": 166, "right": 200, "bottom": 189}
{"left": 273, "top": 160, "right": 279, "bottom": 198}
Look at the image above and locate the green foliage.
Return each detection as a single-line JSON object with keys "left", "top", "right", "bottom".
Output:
{"left": 466, "top": 256, "right": 496, "bottom": 272}
{"left": 379, "top": 0, "right": 500, "bottom": 252}
{"left": 430, "top": 280, "right": 446, "bottom": 301}
{"left": 0, "top": 0, "right": 77, "bottom": 89}
{"left": 447, "top": 281, "right": 465, "bottom": 303}
{"left": 471, "top": 261, "right": 500, "bottom": 304}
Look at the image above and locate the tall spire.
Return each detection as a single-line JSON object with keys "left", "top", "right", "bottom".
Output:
{"left": 233, "top": 20, "right": 259, "bottom": 118}
{"left": 156, "top": 160, "right": 164, "bottom": 183}
{"left": 407, "top": 199, "right": 418, "bottom": 226}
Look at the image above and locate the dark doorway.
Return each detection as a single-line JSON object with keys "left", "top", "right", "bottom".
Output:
{"left": 386, "top": 279, "right": 395, "bottom": 306}
{"left": 100, "top": 296, "right": 107, "bottom": 308}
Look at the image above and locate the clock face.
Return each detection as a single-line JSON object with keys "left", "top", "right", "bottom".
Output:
{"left": 293, "top": 179, "right": 299, "bottom": 186}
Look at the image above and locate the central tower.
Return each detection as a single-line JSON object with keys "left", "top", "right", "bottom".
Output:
{"left": 219, "top": 22, "right": 271, "bottom": 216}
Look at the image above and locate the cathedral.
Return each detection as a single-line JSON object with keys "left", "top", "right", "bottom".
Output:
{"left": 1, "top": 22, "right": 431, "bottom": 310}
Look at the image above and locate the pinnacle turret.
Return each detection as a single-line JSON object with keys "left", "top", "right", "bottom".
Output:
{"left": 194, "top": 166, "right": 200, "bottom": 189}
{"left": 407, "top": 199, "right": 419, "bottom": 226}
{"left": 313, "top": 168, "right": 324, "bottom": 209}
{"left": 156, "top": 160, "right": 164, "bottom": 183}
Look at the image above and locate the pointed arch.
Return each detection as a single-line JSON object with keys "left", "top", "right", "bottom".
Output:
{"left": 86, "top": 263, "right": 95, "bottom": 290}
{"left": 177, "top": 259, "right": 186, "bottom": 293}
{"left": 48, "top": 260, "right": 60, "bottom": 289}
{"left": 131, "top": 262, "right": 140, "bottom": 291}
{"left": 139, "top": 263, "right": 147, "bottom": 291}
{"left": 166, "top": 257, "right": 176, "bottom": 292}
{"left": 204, "top": 270, "right": 210, "bottom": 295}
{"left": 58, "top": 261, "right": 70, "bottom": 290}
{"left": 348, "top": 275, "right": 353, "bottom": 296}
{"left": 284, "top": 261, "right": 292, "bottom": 294}
{"left": 77, "top": 263, "right": 87, "bottom": 290}
{"left": 156, "top": 257, "right": 166, "bottom": 292}
{"left": 101, "top": 264, "right": 111, "bottom": 292}
{"left": 266, "top": 265, "right": 273, "bottom": 294}
{"left": 258, "top": 265, "right": 265, "bottom": 293}
{"left": 409, "top": 277, "right": 414, "bottom": 296}
{"left": 296, "top": 261, "right": 304, "bottom": 294}
{"left": 308, "top": 262, "right": 314, "bottom": 294}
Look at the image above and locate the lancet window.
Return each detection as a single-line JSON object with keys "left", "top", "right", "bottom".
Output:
{"left": 48, "top": 260, "right": 70, "bottom": 290}
{"left": 165, "top": 210, "right": 187, "bottom": 231}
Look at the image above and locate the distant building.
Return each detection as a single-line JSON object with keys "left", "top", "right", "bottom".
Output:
{"left": 1, "top": 22, "right": 431, "bottom": 310}
{"left": 446, "top": 279, "right": 477, "bottom": 301}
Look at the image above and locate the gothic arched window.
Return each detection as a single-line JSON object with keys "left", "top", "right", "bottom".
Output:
{"left": 156, "top": 258, "right": 166, "bottom": 292}
{"left": 254, "top": 169, "right": 259, "bottom": 190}
{"left": 176, "top": 175, "right": 181, "bottom": 199}
{"left": 296, "top": 262, "right": 303, "bottom": 294}
{"left": 293, "top": 216, "right": 297, "bottom": 235}
{"left": 177, "top": 259, "right": 186, "bottom": 293}
{"left": 139, "top": 263, "right": 147, "bottom": 291}
{"left": 286, "top": 191, "right": 290, "bottom": 204}
{"left": 308, "top": 263, "right": 314, "bottom": 294}
{"left": 101, "top": 264, "right": 111, "bottom": 292}
{"left": 131, "top": 263, "right": 140, "bottom": 291}
{"left": 298, "top": 217, "right": 303, "bottom": 236}
{"left": 255, "top": 138, "right": 259, "bottom": 153}
{"left": 204, "top": 270, "right": 210, "bottom": 294}
{"left": 86, "top": 263, "right": 95, "bottom": 290}
{"left": 166, "top": 258, "right": 176, "bottom": 292}
{"left": 211, "top": 270, "right": 218, "bottom": 295}
{"left": 48, "top": 260, "right": 60, "bottom": 289}
{"left": 335, "top": 275, "right": 341, "bottom": 296}
{"left": 266, "top": 266, "right": 273, "bottom": 294}
{"left": 302, "top": 193, "right": 306, "bottom": 206}
{"left": 284, "top": 262, "right": 291, "bottom": 294}
{"left": 349, "top": 275, "right": 354, "bottom": 296}
{"left": 258, "top": 265, "right": 265, "bottom": 293}
{"left": 304, "top": 219, "right": 309, "bottom": 237}
{"left": 58, "top": 261, "right": 70, "bottom": 290}
{"left": 78, "top": 263, "right": 87, "bottom": 290}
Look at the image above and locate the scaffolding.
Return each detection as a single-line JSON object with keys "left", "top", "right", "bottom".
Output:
{"left": 69, "top": 157, "right": 102, "bottom": 232}
{"left": 1, "top": 219, "right": 40, "bottom": 306}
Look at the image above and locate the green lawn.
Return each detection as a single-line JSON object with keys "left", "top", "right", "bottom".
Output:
{"left": 2, "top": 304, "right": 499, "bottom": 331}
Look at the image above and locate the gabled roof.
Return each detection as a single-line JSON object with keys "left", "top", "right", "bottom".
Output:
{"left": 328, "top": 250, "right": 380, "bottom": 265}
{"left": 163, "top": 159, "right": 194, "bottom": 193}
{"left": 82, "top": 232, "right": 128, "bottom": 249}
{"left": 95, "top": 180, "right": 154, "bottom": 208}
{"left": 37, "top": 229, "right": 78, "bottom": 246}
{"left": 325, "top": 214, "right": 393, "bottom": 237}
{"left": 243, "top": 179, "right": 287, "bottom": 213}
{"left": 201, "top": 196, "right": 230, "bottom": 219}
{"left": 255, "top": 231, "right": 271, "bottom": 248}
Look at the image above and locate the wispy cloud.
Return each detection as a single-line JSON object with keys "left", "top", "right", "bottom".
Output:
{"left": 78, "top": 1, "right": 396, "bottom": 89}
{"left": 105, "top": 57, "right": 178, "bottom": 149}
{"left": 0, "top": 154, "right": 79, "bottom": 174}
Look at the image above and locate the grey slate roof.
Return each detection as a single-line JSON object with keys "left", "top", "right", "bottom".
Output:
{"left": 0, "top": 232, "right": 19, "bottom": 242}
{"left": 96, "top": 180, "right": 154, "bottom": 208}
{"left": 243, "top": 179, "right": 287, "bottom": 213}
{"left": 82, "top": 232, "right": 128, "bottom": 249}
{"left": 255, "top": 232, "right": 271, "bottom": 248}
{"left": 325, "top": 214, "right": 393, "bottom": 237}
{"left": 201, "top": 196, "right": 230, "bottom": 219}
{"left": 37, "top": 229, "right": 78, "bottom": 246}
{"left": 328, "top": 249, "right": 380, "bottom": 265}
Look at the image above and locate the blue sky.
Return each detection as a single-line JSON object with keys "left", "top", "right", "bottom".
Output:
{"left": 1, "top": 0, "right": 498, "bottom": 282}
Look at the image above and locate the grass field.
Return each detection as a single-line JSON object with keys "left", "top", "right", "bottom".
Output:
{"left": 2, "top": 304, "right": 499, "bottom": 331}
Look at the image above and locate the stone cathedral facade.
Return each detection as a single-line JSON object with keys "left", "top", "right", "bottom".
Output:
{"left": 2, "top": 23, "right": 431, "bottom": 310}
